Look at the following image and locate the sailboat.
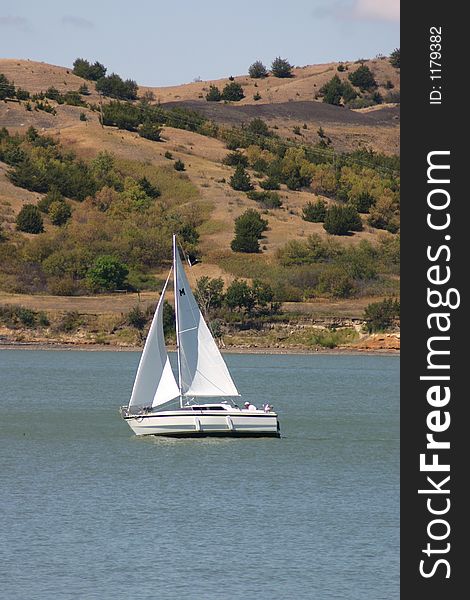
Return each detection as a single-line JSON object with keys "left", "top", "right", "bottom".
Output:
{"left": 120, "top": 235, "right": 280, "bottom": 437}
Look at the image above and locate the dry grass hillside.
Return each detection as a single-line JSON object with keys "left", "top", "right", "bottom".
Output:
{"left": 0, "top": 57, "right": 400, "bottom": 343}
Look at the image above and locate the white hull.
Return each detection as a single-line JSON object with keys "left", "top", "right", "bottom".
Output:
{"left": 124, "top": 408, "right": 280, "bottom": 437}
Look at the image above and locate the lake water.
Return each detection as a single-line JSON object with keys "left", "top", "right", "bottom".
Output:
{"left": 0, "top": 350, "right": 399, "bottom": 600}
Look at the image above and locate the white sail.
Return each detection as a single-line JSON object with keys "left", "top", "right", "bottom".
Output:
{"left": 129, "top": 272, "right": 180, "bottom": 408}
{"left": 173, "top": 236, "right": 239, "bottom": 397}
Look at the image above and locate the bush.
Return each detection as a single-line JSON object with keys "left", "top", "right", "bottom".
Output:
{"left": 320, "top": 75, "right": 357, "bottom": 105}
{"left": 323, "top": 204, "right": 363, "bottom": 235}
{"left": 246, "top": 190, "right": 282, "bottom": 209}
{"left": 350, "top": 191, "right": 375, "bottom": 213}
{"left": 138, "top": 176, "right": 161, "bottom": 198}
{"left": 16, "top": 88, "right": 30, "bottom": 101}
{"left": 206, "top": 85, "right": 222, "bottom": 102}
{"left": 86, "top": 255, "right": 129, "bottom": 291}
{"left": 174, "top": 159, "right": 185, "bottom": 171}
{"left": 16, "top": 204, "right": 44, "bottom": 233}
{"left": 127, "top": 305, "right": 148, "bottom": 330}
{"left": 317, "top": 268, "right": 355, "bottom": 299}
{"left": 302, "top": 199, "right": 327, "bottom": 222}
{"left": 247, "top": 118, "right": 270, "bottom": 137}
{"left": 49, "top": 201, "right": 72, "bottom": 226}
{"left": 138, "top": 121, "right": 162, "bottom": 141}
{"left": 271, "top": 57, "right": 293, "bottom": 78}
{"left": 260, "top": 176, "right": 280, "bottom": 190}
{"left": 229, "top": 164, "right": 253, "bottom": 191}
{"left": 231, "top": 209, "right": 268, "bottom": 253}
{"left": 222, "top": 151, "right": 248, "bottom": 167}
{"left": 364, "top": 298, "right": 400, "bottom": 332}
{"left": 164, "top": 151, "right": 173, "bottom": 160}
{"left": 348, "top": 65, "right": 377, "bottom": 90}
{"left": 389, "top": 48, "right": 400, "bottom": 69}
{"left": 221, "top": 82, "right": 244, "bottom": 101}
{"left": 79, "top": 112, "right": 87, "bottom": 122}
{"left": 249, "top": 61, "right": 268, "bottom": 78}
{"left": 253, "top": 92, "right": 262, "bottom": 101}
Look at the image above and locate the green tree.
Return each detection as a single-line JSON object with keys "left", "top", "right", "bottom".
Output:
{"left": 86, "top": 255, "right": 129, "bottom": 291}
{"left": 225, "top": 279, "right": 255, "bottom": 312}
{"left": 229, "top": 164, "right": 253, "bottom": 191}
{"left": 302, "top": 199, "right": 327, "bottom": 222}
{"left": 271, "top": 57, "right": 293, "bottom": 78}
{"left": 247, "top": 118, "right": 270, "bottom": 137}
{"left": 389, "top": 48, "right": 400, "bottom": 69}
{"left": 319, "top": 75, "right": 343, "bottom": 105}
{"left": 0, "top": 74, "right": 15, "bottom": 100}
{"left": 96, "top": 74, "right": 138, "bottom": 100}
{"left": 138, "top": 121, "right": 162, "bottom": 141}
{"left": 323, "top": 204, "right": 363, "bottom": 235}
{"left": 231, "top": 209, "right": 267, "bottom": 253}
{"left": 174, "top": 159, "right": 185, "bottom": 171}
{"left": 222, "top": 151, "right": 249, "bottom": 167}
{"left": 49, "top": 201, "right": 72, "bottom": 226}
{"left": 16, "top": 204, "right": 44, "bottom": 234}
{"left": 364, "top": 298, "right": 400, "bottom": 332}
{"left": 37, "top": 187, "right": 64, "bottom": 213}
{"left": 248, "top": 60, "right": 268, "bottom": 78}
{"left": 127, "top": 305, "right": 148, "bottom": 330}
{"left": 73, "top": 58, "right": 107, "bottom": 81}
{"left": 195, "top": 276, "right": 225, "bottom": 315}
{"left": 221, "top": 82, "right": 245, "bottom": 101}
{"left": 138, "top": 176, "right": 160, "bottom": 198}
{"left": 348, "top": 65, "right": 377, "bottom": 90}
{"left": 206, "top": 85, "right": 222, "bottom": 101}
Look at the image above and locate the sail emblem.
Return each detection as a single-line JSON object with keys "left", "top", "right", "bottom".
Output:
{"left": 179, "top": 288, "right": 186, "bottom": 296}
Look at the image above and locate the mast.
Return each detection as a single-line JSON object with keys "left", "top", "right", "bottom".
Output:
{"left": 173, "top": 234, "right": 184, "bottom": 408}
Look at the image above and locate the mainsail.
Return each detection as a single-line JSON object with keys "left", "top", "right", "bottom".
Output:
{"left": 128, "top": 272, "right": 180, "bottom": 408}
{"left": 173, "top": 235, "right": 239, "bottom": 397}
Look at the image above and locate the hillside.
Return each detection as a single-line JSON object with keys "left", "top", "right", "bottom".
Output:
{"left": 0, "top": 56, "right": 400, "bottom": 351}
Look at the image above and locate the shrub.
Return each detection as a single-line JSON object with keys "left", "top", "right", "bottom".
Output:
{"left": 231, "top": 209, "right": 268, "bottom": 253}
{"left": 221, "top": 82, "right": 245, "bottom": 101}
{"left": 229, "top": 164, "right": 253, "bottom": 191}
{"left": 323, "top": 204, "right": 363, "bottom": 235}
{"left": 222, "top": 151, "right": 248, "bottom": 167}
{"left": 164, "top": 151, "right": 173, "bottom": 160}
{"left": 348, "top": 65, "right": 377, "bottom": 90}
{"left": 260, "top": 176, "right": 280, "bottom": 190}
{"left": 350, "top": 191, "right": 375, "bottom": 213}
{"left": 302, "top": 199, "right": 327, "bottom": 222}
{"left": 127, "top": 305, "right": 148, "bottom": 330}
{"left": 16, "top": 88, "right": 30, "bottom": 101}
{"left": 246, "top": 190, "right": 282, "bottom": 209}
{"left": 79, "top": 84, "right": 90, "bottom": 95}
{"left": 206, "top": 85, "right": 222, "bottom": 102}
{"left": 271, "top": 57, "right": 293, "bottom": 78}
{"left": 195, "top": 276, "right": 225, "bottom": 315}
{"left": 247, "top": 118, "right": 270, "bottom": 137}
{"left": 174, "top": 159, "right": 185, "bottom": 171}
{"left": 138, "top": 121, "right": 162, "bottom": 141}
{"left": 317, "top": 267, "right": 355, "bottom": 298}
{"left": 389, "top": 48, "right": 400, "bottom": 69}
{"left": 16, "top": 204, "right": 44, "bottom": 233}
{"left": 79, "top": 112, "right": 87, "bottom": 122}
{"left": 364, "top": 298, "right": 400, "bottom": 332}
{"left": 253, "top": 92, "right": 262, "bottom": 101}
{"left": 249, "top": 61, "right": 268, "bottom": 78}
{"left": 49, "top": 201, "right": 72, "bottom": 226}
{"left": 138, "top": 176, "right": 160, "bottom": 198}
{"left": 86, "top": 255, "right": 129, "bottom": 291}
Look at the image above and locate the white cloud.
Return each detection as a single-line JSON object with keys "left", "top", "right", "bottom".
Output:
{"left": 353, "top": 0, "right": 400, "bottom": 22}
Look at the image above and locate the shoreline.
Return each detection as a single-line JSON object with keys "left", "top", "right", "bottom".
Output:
{"left": 0, "top": 340, "right": 400, "bottom": 356}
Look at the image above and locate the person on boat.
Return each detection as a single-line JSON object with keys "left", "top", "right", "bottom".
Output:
{"left": 263, "top": 403, "right": 272, "bottom": 412}
{"left": 244, "top": 401, "right": 257, "bottom": 411}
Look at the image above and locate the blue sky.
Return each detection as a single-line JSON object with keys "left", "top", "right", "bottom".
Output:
{"left": 1, "top": 0, "right": 399, "bottom": 87}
